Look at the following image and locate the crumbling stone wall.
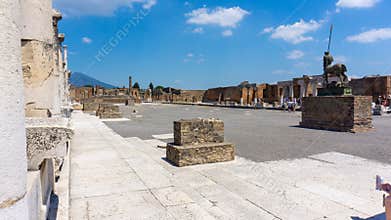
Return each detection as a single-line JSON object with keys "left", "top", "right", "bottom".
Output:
{"left": 203, "top": 86, "right": 242, "bottom": 103}
{"left": 263, "top": 84, "right": 280, "bottom": 103}
{"left": 22, "top": 40, "right": 59, "bottom": 116}
{"left": 70, "top": 86, "right": 94, "bottom": 103}
{"left": 21, "top": 0, "right": 67, "bottom": 117}
{"left": 350, "top": 76, "right": 391, "bottom": 101}
{"left": 96, "top": 104, "right": 122, "bottom": 119}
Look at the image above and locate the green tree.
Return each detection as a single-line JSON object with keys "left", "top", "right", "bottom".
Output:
{"left": 149, "top": 82, "right": 154, "bottom": 91}
{"left": 155, "top": 85, "right": 164, "bottom": 91}
{"left": 133, "top": 82, "right": 140, "bottom": 89}
{"left": 153, "top": 85, "right": 164, "bottom": 96}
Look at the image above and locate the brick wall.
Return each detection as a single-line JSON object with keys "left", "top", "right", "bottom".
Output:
{"left": 300, "top": 96, "right": 372, "bottom": 132}
{"left": 350, "top": 76, "right": 391, "bottom": 100}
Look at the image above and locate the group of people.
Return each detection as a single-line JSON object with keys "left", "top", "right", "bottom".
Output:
{"left": 281, "top": 97, "right": 301, "bottom": 112}
{"left": 376, "top": 95, "right": 391, "bottom": 107}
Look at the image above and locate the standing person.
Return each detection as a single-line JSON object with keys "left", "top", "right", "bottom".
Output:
{"left": 293, "top": 98, "right": 297, "bottom": 112}
{"left": 376, "top": 96, "right": 382, "bottom": 105}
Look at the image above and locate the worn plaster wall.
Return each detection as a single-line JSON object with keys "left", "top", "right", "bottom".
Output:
{"left": 22, "top": 40, "right": 61, "bottom": 115}
{"left": 20, "top": 0, "right": 53, "bottom": 43}
{"left": 0, "top": 0, "right": 28, "bottom": 218}
{"left": 20, "top": 0, "right": 65, "bottom": 117}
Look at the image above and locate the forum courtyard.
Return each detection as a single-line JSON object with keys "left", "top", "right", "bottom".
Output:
{"left": 2, "top": 0, "right": 391, "bottom": 219}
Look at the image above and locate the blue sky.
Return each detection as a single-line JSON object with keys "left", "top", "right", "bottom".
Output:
{"left": 54, "top": 0, "right": 391, "bottom": 89}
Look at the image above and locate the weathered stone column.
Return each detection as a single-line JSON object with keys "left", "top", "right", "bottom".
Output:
{"left": 63, "top": 45, "right": 68, "bottom": 71}
{"left": 312, "top": 82, "right": 318, "bottom": 97}
{"left": 0, "top": 0, "right": 28, "bottom": 218}
{"left": 289, "top": 84, "right": 294, "bottom": 99}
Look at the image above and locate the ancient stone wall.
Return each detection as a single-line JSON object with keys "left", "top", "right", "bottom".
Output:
{"left": 203, "top": 86, "right": 243, "bottom": 103}
{"left": 203, "top": 87, "right": 224, "bottom": 102}
{"left": 96, "top": 104, "right": 122, "bottom": 119}
{"left": 263, "top": 84, "right": 280, "bottom": 103}
{"left": 257, "top": 84, "right": 267, "bottom": 100}
{"left": 20, "top": 0, "right": 54, "bottom": 43}
{"left": 350, "top": 76, "right": 391, "bottom": 101}
{"left": 70, "top": 86, "right": 94, "bottom": 102}
{"left": 172, "top": 90, "right": 205, "bottom": 103}
{"left": 21, "top": 0, "right": 67, "bottom": 117}
{"left": 300, "top": 96, "right": 373, "bottom": 132}
{"left": 22, "top": 40, "right": 60, "bottom": 116}
{"left": 174, "top": 119, "right": 224, "bottom": 146}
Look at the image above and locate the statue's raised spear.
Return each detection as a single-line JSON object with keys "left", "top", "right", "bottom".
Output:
{"left": 327, "top": 24, "right": 333, "bottom": 53}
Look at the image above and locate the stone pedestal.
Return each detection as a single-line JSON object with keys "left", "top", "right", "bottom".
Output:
{"left": 174, "top": 118, "right": 224, "bottom": 146}
{"left": 317, "top": 86, "right": 352, "bottom": 96}
{"left": 166, "top": 118, "right": 235, "bottom": 167}
{"left": 167, "top": 142, "right": 235, "bottom": 167}
{"left": 300, "top": 96, "right": 373, "bottom": 132}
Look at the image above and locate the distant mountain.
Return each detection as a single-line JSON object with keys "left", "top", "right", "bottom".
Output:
{"left": 70, "top": 72, "right": 116, "bottom": 89}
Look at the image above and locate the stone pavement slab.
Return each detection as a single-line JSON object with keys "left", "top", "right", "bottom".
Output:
{"left": 70, "top": 112, "right": 388, "bottom": 220}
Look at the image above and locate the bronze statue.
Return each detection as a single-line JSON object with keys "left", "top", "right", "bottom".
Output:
{"left": 323, "top": 25, "right": 348, "bottom": 87}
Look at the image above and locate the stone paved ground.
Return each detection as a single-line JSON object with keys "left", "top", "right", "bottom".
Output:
{"left": 105, "top": 104, "right": 391, "bottom": 164}
{"left": 71, "top": 111, "right": 390, "bottom": 220}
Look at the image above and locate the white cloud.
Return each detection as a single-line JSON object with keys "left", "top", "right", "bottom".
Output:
{"left": 222, "top": 30, "right": 233, "bottom": 37}
{"left": 142, "top": 0, "right": 156, "bottom": 9}
{"left": 192, "top": 27, "right": 204, "bottom": 34}
{"left": 186, "top": 7, "right": 249, "bottom": 28}
{"left": 54, "top": 0, "right": 157, "bottom": 16}
{"left": 336, "top": 0, "right": 380, "bottom": 8}
{"left": 347, "top": 28, "right": 391, "bottom": 43}
{"left": 286, "top": 50, "right": 304, "bottom": 60}
{"left": 82, "top": 37, "right": 92, "bottom": 44}
{"left": 264, "top": 19, "right": 322, "bottom": 44}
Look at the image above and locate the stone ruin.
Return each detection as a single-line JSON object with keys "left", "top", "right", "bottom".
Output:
{"left": 96, "top": 104, "right": 122, "bottom": 119}
{"left": 166, "top": 118, "right": 235, "bottom": 167}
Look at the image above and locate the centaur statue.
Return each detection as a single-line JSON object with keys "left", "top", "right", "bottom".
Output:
{"left": 323, "top": 25, "right": 349, "bottom": 87}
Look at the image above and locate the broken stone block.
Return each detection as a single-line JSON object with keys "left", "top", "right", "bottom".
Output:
{"left": 96, "top": 104, "right": 122, "bottom": 119}
{"left": 26, "top": 117, "right": 73, "bottom": 171}
{"left": 166, "top": 142, "right": 235, "bottom": 167}
{"left": 167, "top": 118, "right": 235, "bottom": 167}
{"left": 173, "top": 118, "right": 225, "bottom": 146}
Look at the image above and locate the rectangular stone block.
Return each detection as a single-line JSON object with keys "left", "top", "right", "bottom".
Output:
{"left": 173, "top": 118, "right": 224, "bottom": 146}
{"left": 166, "top": 142, "right": 235, "bottom": 167}
{"left": 300, "top": 96, "right": 373, "bottom": 132}
{"left": 96, "top": 104, "right": 121, "bottom": 119}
